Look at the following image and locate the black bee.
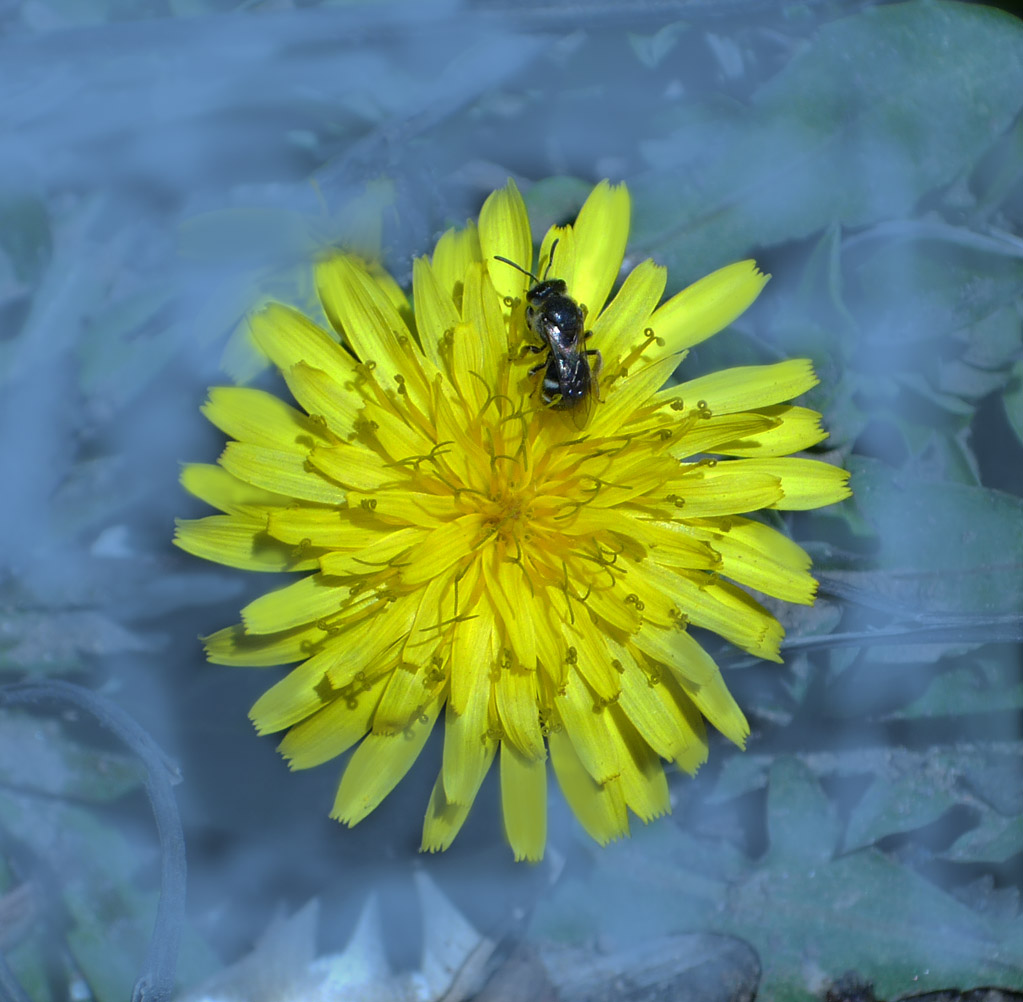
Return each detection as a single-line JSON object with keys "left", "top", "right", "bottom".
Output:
{"left": 494, "top": 241, "right": 601, "bottom": 411}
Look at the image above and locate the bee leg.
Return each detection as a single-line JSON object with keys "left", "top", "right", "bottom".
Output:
{"left": 584, "top": 347, "right": 603, "bottom": 402}
{"left": 528, "top": 360, "right": 547, "bottom": 377}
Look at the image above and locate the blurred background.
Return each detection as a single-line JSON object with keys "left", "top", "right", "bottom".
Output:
{"left": 1, "top": 1, "right": 1022, "bottom": 999}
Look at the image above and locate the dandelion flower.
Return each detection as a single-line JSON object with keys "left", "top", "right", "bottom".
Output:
{"left": 175, "top": 180, "right": 850, "bottom": 861}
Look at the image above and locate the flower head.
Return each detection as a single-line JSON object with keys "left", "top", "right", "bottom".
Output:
{"left": 175, "top": 180, "right": 850, "bottom": 860}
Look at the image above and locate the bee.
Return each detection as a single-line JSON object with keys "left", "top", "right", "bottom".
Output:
{"left": 494, "top": 241, "right": 601, "bottom": 412}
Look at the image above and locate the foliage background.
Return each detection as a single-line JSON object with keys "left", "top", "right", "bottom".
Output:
{"left": 0, "top": 0, "right": 1021, "bottom": 999}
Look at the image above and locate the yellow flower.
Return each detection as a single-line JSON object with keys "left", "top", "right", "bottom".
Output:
{"left": 175, "top": 180, "right": 850, "bottom": 861}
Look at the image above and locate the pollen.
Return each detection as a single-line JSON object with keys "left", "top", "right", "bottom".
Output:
{"left": 176, "top": 178, "right": 851, "bottom": 862}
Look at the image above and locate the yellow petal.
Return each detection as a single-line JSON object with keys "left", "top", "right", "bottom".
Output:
{"left": 486, "top": 555, "right": 537, "bottom": 672}
{"left": 697, "top": 522, "right": 817, "bottom": 605}
{"left": 331, "top": 694, "right": 443, "bottom": 825}
{"left": 219, "top": 442, "right": 347, "bottom": 505}
{"left": 500, "top": 743, "right": 547, "bottom": 862}
{"left": 669, "top": 412, "right": 779, "bottom": 460}
{"left": 459, "top": 262, "right": 508, "bottom": 398}
{"left": 281, "top": 361, "right": 363, "bottom": 440}
{"left": 587, "top": 354, "right": 680, "bottom": 439}
{"left": 633, "top": 562, "right": 783, "bottom": 661}
{"left": 648, "top": 261, "right": 770, "bottom": 356}
{"left": 667, "top": 462, "right": 785, "bottom": 517}
{"left": 566, "top": 619, "right": 622, "bottom": 702}
{"left": 593, "top": 258, "right": 667, "bottom": 372}
{"left": 661, "top": 676, "right": 709, "bottom": 775}
{"left": 421, "top": 774, "right": 473, "bottom": 853}
{"left": 397, "top": 515, "right": 482, "bottom": 589}
{"left": 266, "top": 506, "right": 384, "bottom": 548}
{"left": 241, "top": 573, "right": 350, "bottom": 634}
{"left": 316, "top": 254, "right": 431, "bottom": 408}
{"left": 447, "top": 563, "right": 490, "bottom": 715}
{"left": 202, "top": 386, "right": 332, "bottom": 451}
{"left": 656, "top": 641, "right": 749, "bottom": 747}
{"left": 180, "top": 463, "right": 289, "bottom": 514}
{"left": 569, "top": 179, "right": 631, "bottom": 321}
{"left": 248, "top": 302, "right": 356, "bottom": 387}
{"left": 664, "top": 359, "right": 818, "bottom": 414}
{"left": 495, "top": 669, "right": 545, "bottom": 760}
{"left": 713, "top": 406, "right": 827, "bottom": 458}
{"left": 479, "top": 178, "right": 533, "bottom": 305}
{"left": 317, "top": 526, "right": 423, "bottom": 576}
{"left": 307, "top": 442, "right": 400, "bottom": 492}
{"left": 538, "top": 225, "right": 575, "bottom": 295}
{"left": 555, "top": 669, "right": 619, "bottom": 784}
{"left": 174, "top": 515, "right": 318, "bottom": 572}
{"left": 412, "top": 256, "right": 459, "bottom": 370}
{"left": 607, "top": 707, "right": 670, "bottom": 822}
{"left": 277, "top": 675, "right": 386, "bottom": 768}
{"left": 373, "top": 662, "right": 444, "bottom": 734}
{"left": 432, "top": 222, "right": 481, "bottom": 309}
{"left": 759, "top": 457, "right": 852, "bottom": 510}
{"left": 442, "top": 673, "right": 496, "bottom": 805}
{"left": 203, "top": 621, "right": 327, "bottom": 667}
{"left": 548, "top": 726, "right": 627, "bottom": 846}
{"left": 249, "top": 653, "right": 339, "bottom": 734}
{"left": 614, "top": 644, "right": 703, "bottom": 762}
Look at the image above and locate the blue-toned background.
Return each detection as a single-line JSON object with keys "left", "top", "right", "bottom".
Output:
{"left": 1, "top": 2, "right": 1021, "bottom": 1000}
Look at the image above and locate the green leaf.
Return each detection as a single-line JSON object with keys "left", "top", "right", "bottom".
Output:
{"left": 765, "top": 756, "right": 839, "bottom": 863}
{"left": 1004, "top": 358, "right": 1023, "bottom": 448}
{"left": 892, "top": 651, "right": 1023, "bottom": 719}
{"left": 628, "top": 22, "right": 690, "bottom": 70}
{"left": 522, "top": 177, "right": 594, "bottom": 240}
{"left": 632, "top": 1, "right": 1023, "bottom": 283}
{"left": 848, "top": 455, "right": 1023, "bottom": 615}
{"left": 0, "top": 609, "right": 161, "bottom": 674}
{"left": 945, "top": 812, "right": 1023, "bottom": 865}
{"left": 0, "top": 710, "right": 141, "bottom": 801}
{"left": 0, "top": 789, "right": 217, "bottom": 1002}
{"left": 842, "top": 751, "right": 963, "bottom": 852}
{"left": 0, "top": 196, "right": 52, "bottom": 284}
{"left": 852, "top": 240, "right": 1023, "bottom": 351}
{"left": 534, "top": 758, "right": 1023, "bottom": 999}
{"left": 730, "top": 759, "right": 1023, "bottom": 998}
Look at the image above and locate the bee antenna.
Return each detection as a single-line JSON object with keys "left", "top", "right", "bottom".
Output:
{"left": 542, "top": 239, "right": 559, "bottom": 280}
{"left": 493, "top": 255, "right": 540, "bottom": 283}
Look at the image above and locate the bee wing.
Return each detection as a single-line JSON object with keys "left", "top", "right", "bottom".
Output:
{"left": 559, "top": 352, "right": 596, "bottom": 430}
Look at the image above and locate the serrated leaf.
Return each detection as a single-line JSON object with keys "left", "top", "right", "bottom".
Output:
{"left": 853, "top": 240, "right": 1023, "bottom": 350}
{"left": 0, "top": 609, "right": 161, "bottom": 673}
{"left": 1004, "top": 359, "right": 1023, "bottom": 448}
{"left": 633, "top": 1, "right": 1023, "bottom": 283}
{"left": 765, "top": 757, "right": 839, "bottom": 864}
{"left": 0, "top": 710, "right": 141, "bottom": 801}
{"left": 892, "top": 652, "right": 1023, "bottom": 719}
{"left": 521, "top": 177, "right": 594, "bottom": 240}
{"left": 945, "top": 812, "right": 1023, "bottom": 865}
{"left": 0, "top": 791, "right": 217, "bottom": 1002}
{"left": 842, "top": 751, "right": 963, "bottom": 852}
{"left": 847, "top": 455, "right": 1023, "bottom": 615}
{"left": 537, "top": 757, "right": 1023, "bottom": 999}
{"left": 628, "top": 22, "right": 690, "bottom": 70}
{"left": 961, "top": 305, "right": 1023, "bottom": 371}
{"left": 0, "top": 196, "right": 52, "bottom": 284}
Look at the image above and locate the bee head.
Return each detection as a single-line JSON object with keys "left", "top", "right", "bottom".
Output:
{"left": 525, "top": 278, "right": 568, "bottom": 304}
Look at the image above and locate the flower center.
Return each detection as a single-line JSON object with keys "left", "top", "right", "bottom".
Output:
{"left": 480, "top": 483, "right": 535, "bottom": 541}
